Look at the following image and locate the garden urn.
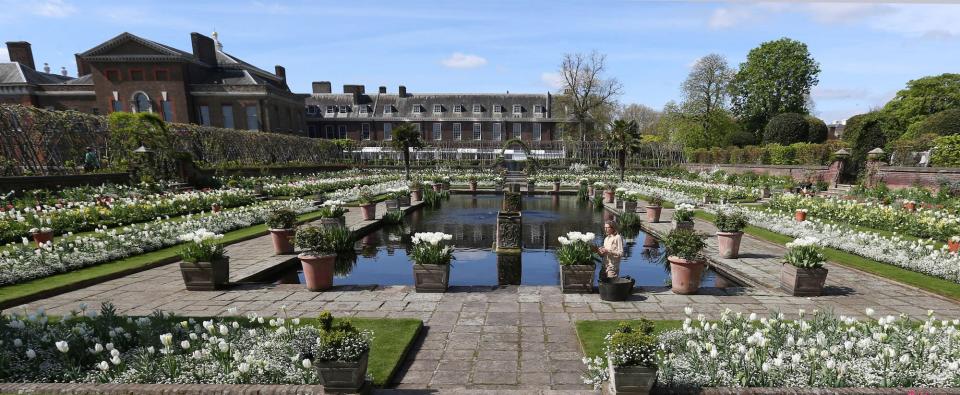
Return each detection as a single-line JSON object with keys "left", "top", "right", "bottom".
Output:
{"left": 299, "top": 253, "right": 335, "bottom": 291}
{"left": 315, "top": 351, "right": 369, "bottom": 392}
{"left": 180, "top": 257, "right": 229, "bottom": 291}
{"left": 603, "top": 189, "right": 615, "bottom": 203}
{"left": 716, "top": 231, "right": 743, "bottom": 259}
{"left": 410, "top": 189, "right": 423, "bottom": 202}
{"left": 31, "top": 230, "right": 54, "bottom": 247}
{"left": 667, "top": 256, "right": 705, "bottom": 294}
{"left": 360, "top": 203, "right": 376, "bottom": 220}
{"left": 269, "top": 228, "right": 296, "bottom": 255}
{"left": 608, "top": 357, "right": 657, "bottom": 394}
{"left": 761, "top": 186, "right": 771, "bottom": 199}
{"left": 413, "top": 263, "right": 450, "bottom": 293}
{"left": 398, "top": 195, "right": 411, "bottom": 207}
{"left": 560, "top": 264, "right": 596, "bottom": 294}
{"left": 780, "top": 264, "right": 828, "bottom": 296}
{"left": 645, "top": 206, "right": 662, "bottom": 223}
{"left": 469, "top": 181, "right": 478, "bottom": 191}
{"left": 795, "top": 210, "right": 807, "bottom": 222}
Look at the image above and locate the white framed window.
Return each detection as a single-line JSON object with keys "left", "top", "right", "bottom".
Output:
{"left": 452, "top": 123, "right": 462, "bottom": 140}
{"left": 338, "top": 105, "right": 348, "bottom": 113}
{"left": 433, "top": 122, "right": 442, "bottom": 140}
{"left": 359, "top": 105, "right": 368, "bottom": 115}
{"left": 534, "top": 105, "right": 545, "bottom": 118}
{"left": 472, "top": 104, "right": 482, "bottom": 113}
{"left": 413, "top": 105, "right": 423, "bottom": 114}
{"left": 494, "top": 105, "right": 503, "bottom": 113}
{"left": 512, "top": 123, "right": 522, "bottom": 139}
{"left": 326, "top": 105, "right": 335, "bottom": 114}
{"left": 454, "top": 105, "right": 463, "bottom": 114}
{"left": 222, "top": 105, "right": 234, "bottom": 129}
{"left": 337, "top": 125, "right": 347, "bottom": 139}
{"left": 383, "top": 123, "right": 393, "bottom": 140}
{"left": 361, "top": 123, "right": 371, "bottom": 140}
{"left": 324, "top": 125, "right": 335, "bottom": 139}
{"left": 383, "top": 105, "right": 393, "bottom": 116}
{"left": 492, "top": 123, "right": 502, "bottom": 141}
{"left": 533, "top": 123, "right": 542, "bottom": 141}
{"left": 534, "top": 105, "right": 544, "bottom": 113}
{"left": 512, "top": 105, "right": 522, "bottom": 115}
{"left": 473, "top": 123, "right": 482, "bottom": 140}
{"left": 433, "top": 104, "right": 442, "bottom": 114}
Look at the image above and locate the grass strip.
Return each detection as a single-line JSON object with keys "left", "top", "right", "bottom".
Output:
{"left": 0, "top": 210, "right": 327, "bottom": 307}
{"left": 575, "top": 319, "right": 682, "bottom": 359}
{"left": 344, "top": 318, "right": 423, "bottom": 386}
{"left": 694, "top": 211, "right": 960, "bottom": 301}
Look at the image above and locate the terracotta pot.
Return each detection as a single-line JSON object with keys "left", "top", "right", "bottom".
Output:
{"left": 211, "top": 203, "right": 221, "bottom": 213}
{"left": 603, "top": 190, "right": 614, "bottom": 203}
{"left": 795, "top": 211, "right": 807, "bottom": 222}
{"left": 469, "top": 181, "right": 478, "bottom": 191}
{"left": 673, "top": 220, "right": 694, "bottom": 231}
{"left": 411, "top": 189, "right": 422, "bottom": 202}
{"left": 560, "top": 264, "right": 596, "bottom": 294}
{"left": 299, "top": 253, "right": 335, "bottom": 291}
{"left": 315, "top": 351, "right": 368, "bottom": 392}
{"left": 645, "top": 206, "right": 662, "bottom": 223}
{"left": 31, "top": 230, "right": 53, "bottom": 247}
{"left": 904, "top": 202, "right": 916, "bottom": 212}
{"left": 716, "top": 231, "right": 743, "bottom": 259}
{"left": 668, "top": 256, "right": 705, "bottom": 295}
{"left": 179, "top": 257, "right": 229, "bottom": 291}
{"left": 360, "top": 203, "right": 376, "bottom": 220}
{"left": 780, "top": 264, "right": 828, "bottom": 296}
{"left": 432, "top": 183, "right": 442, "bottom": 192}
{"left": 553, "top": 182, "right": 561, "bottom": 192}
{"left": 269, "top": 228, "right": 295, "bottom": 255}
{"left": 949, "top": 240, "right": 960, "bottom": 253}
{"left": 413, "top": 263, "right": 450, "bottom": 293}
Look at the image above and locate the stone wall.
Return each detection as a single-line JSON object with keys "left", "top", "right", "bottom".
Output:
{"left": 872, "top": 165, "right": 960, "bottom": 190}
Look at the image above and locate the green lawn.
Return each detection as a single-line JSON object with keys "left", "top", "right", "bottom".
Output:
{"left": 345, "top": 318, "right": 423, "bottom": 386}
{"left": 575, "top": 319, "right": 682, "bottom": 359}
{"left": 0, "top": 210, "right": 327, "bottom": 308}
{"left": 694, "top": 211, "right": 960, "bottom": 301}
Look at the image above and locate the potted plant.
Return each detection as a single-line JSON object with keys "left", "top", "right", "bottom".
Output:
{"left": 663, "top": 229, "right": 707, "bottom": 295}
{"left": 761, "top": 184, "right": 771, "bottom": 199}
{"left": 410, "top": 232, "right": 455, "bottom": 292}
{"left": 527, "top": 178, "right": 537, "bottom": 193}
{"left": 29, "top": 227, "right": 54, "bottom": 247}
{"left": 645, "top": 195, "right": 663, "bottom": 223}
{"left": 267, "top": 208, "right": 297, "bottom": 255}
{"left": 409, "top": 180, "right": 423, "bottom": 202}
{"left": 494, "top": 176, "right": 505, "bottom": 192}
{"left": 441, "top": 176, "right": 452, "bottom": 191}
{"left": 622, "top": 191, "right": 638, "bottom": 213}
{"left": 904, "top": 200, "right": 917, "bottom": 212}
{"left": 211, "top": 203, "right": 222, "bottom": 213}
{"left": 715, "top": 210, "right": 747, "bottom": 259}
{"left": 502, "top": 191, "right": 522, "bottom": 213}
{"left": 603, "top": 184, "right": 615, "bottom": 204}
{"left": 552, "top": 176, "right": 562, "bottom": 193}
{"left": 295, "top": 225, "right": 352, "bottom": 291}
{"left": 672, "top": 203, "right": 695, "bottom": 230}
{"left": 556, "top": 231, "right": 599, "bottom": 293}
{"left": 318, "top": 200, "right": 347, "bottom": 228}
{"left": 950, "top": 236, "right": 960, "bottom": 253}
{"left": 780, "top": 236, "right": 828, "bottom": 296}
{"left": 357, "top": 189, "right": 377, "bottom": 221}
{"left": 468, "top": 175, "right": 479, "bottom": 191}
{"left": 795, "top": 208, "right": 808, "bottom": 222}
{"left": 311, "top": 311, "right": 373, "bottom": 392}
{"left": 177, "top": 229, "right": 228, "bottom": 291}
{"left": 606, "top": 321, "right": 658, "bottom": 393}
{"left": 431, "top": 177, "right": 443, "bottom": 192}
{"left": 396, "top": 188, "right": 411, "bottom": 207}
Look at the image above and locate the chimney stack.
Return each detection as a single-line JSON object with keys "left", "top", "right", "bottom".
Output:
{"left": 379, "top": 86, "right": 387, "bottom": 94}
{"left": 43, "top": 63, "right": 50, "bottom": 73}
{"left": 60, "top": 66, "right": 68, "bottom": 77}
{"left": 312, "top": 81, "right": 332, "bottom": 94}
{"left": 6, "top": 41, "right": 35, "bottom": 70}
{"left": 398, "top": 85, "right": 407, "bottom": 97}
{"left": 343, "top": 85, "right": 365, "bottom": 103}
{"left": 274, "top": 65, "right": 287, "bottom": 87}
{"left": 190, "top": 33, "right": 217, "bottom": 66}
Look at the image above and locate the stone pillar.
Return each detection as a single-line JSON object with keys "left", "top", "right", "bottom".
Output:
{"left": 496, "top": 252, "right": 521, "bottom": 286}
{"left": 828, "top": 148, "right": 849, "bottom": 188}
{"left": 865, "top": 148, "right": 886, "bottom": 188}
{"left": 495, "top": 192, "right": 522, "bottom": 253}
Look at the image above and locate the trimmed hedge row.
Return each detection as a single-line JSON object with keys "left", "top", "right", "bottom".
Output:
{"left": 687, "top": 140, "right": 848, "bottom": 165}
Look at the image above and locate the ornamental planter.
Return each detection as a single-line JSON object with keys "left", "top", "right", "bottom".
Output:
{"left": 603, "top": 190, "right": 614, "bottom": 203}
{"left": 413, "top": 264, "right": 450, "bottom": 293}
{"left": 795, "top": 210, "right": 807, "bottom": 222}
{"left": 179, "top": 257, "right": 229, "bottom": 291}
{"left": 319, "top": 216, "right": 346, "bottom": 230}
{"left": 360, "top": 203, "right": 376, "bottom": 220}
{"left": 780, "top": 264, "right": 828, "bottom": 296}
{"left": 469, "top": 181, "right": 478, "bottom": 191}
{"left": 315, "top": 351, "right": 369, "bottom": 392}
{"left": 560, "top": 264, "right": 595, "bottom": 294}
{"left": 950, "top": 240, "right": 960, "bottom": 253}
{"left": 553, "top": 182, "right": 561, "bottom": 192}
{"left": 31, "top": 230, "right": 53, "bottom": 247}
{"left": 623, "top": 200, "right": 638, "bottom": 213}
{"left": 673, "top": 220, "right": 694, "bottom": 231}
{"left": 432, "top": 183, "right": 442, "bottom": 192}
{"left": 410, "top": 189, "right": 422, "bottom": 202}
{"left": 608, "top": 358, "right": 657, "bottom": 395}
{"left": 299, "top": 254, "right": 335, "bottom": 291}
{"left": 398, "top": 195, "right": 411, "bottom": 207}
{"left": 904, "top": 202, "right": 917, "bottom": 212}
{"left": 502, "top": 192, "right": 522, "bottom": 213}
{"left": 645, "top": 206, "right": 662, "bottom": 223}
{"left": 385, "top": 200, "right": 400, "bottom": 212}
{"left": 211, "top": 203, "right": 222, "bottom": 213}
{"left": 599, "top": 276, "right": 635, "bottom": 301}
{"left": 269, "top": 228, "right": 296, "bottom": 255}
{"left": 716, "top": 231, "right": 743, "bottom": 259}
{"left": 668, "top": 256, "right": 705, "bottom": 295}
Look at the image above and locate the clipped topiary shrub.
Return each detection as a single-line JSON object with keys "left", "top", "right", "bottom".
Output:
{"left": 763, "top": 113, "right": 810, "bottom": 145}
{"left": 728, "top": 130, "right": 758, "bottom": 147}
{"left": 805, "top": 116, "right": 829, "bottom": 143}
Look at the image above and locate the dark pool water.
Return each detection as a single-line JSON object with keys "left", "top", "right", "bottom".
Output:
{"left": 272, "top": 194, "right": 730, "bottom": 288}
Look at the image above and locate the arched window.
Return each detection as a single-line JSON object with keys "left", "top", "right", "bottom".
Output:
{"left": 132, "top": 92, "right": 152, "bottom": 113}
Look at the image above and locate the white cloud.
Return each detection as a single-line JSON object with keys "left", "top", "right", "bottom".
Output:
{"left": 540, "top": 72, "right": 564, "bottom": 89}
{"left": 0, "top": 48, "right": 8, "bottom": 62}
{"left": 708, "top": 7, "right": 752, "bottom": 30}
{"left": 803, "top": 3, "right": 894, "bottom": 24}
{"left": 440, "top": 52, "right": 487, "bottom": 69}
{"left": 31, "top": 0, "right": 76, "bottom": 18}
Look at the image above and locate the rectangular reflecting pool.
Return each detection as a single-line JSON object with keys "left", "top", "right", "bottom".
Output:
{"left": 265, "top": 194, "right": 741, "bottom": 288}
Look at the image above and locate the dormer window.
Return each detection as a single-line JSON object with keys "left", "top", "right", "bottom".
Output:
{"left": 413, "top": 105, "right": 424, "bottom": 114}
{"left": 512, "top": 105, "right": 522, "bottom": 114}
{"left": 338, "top": 105, "right": 348, "bottom": 113}
{"left": 359, "top": 105, "right": 369, "bottom": 114}
{"left": 307, "top": 106, "right": 318, "bottom": 115}
{"left": 454, "top": 105, "right": 463, "bottom": 114}
{"left": 326, "top": 106, "right": 335, "bottom": 114}
{"left": 494, "top": 105, "right": 503, "bottom": 113}
{"left": 383, "top": 105, "right": 393, "bottom": 116}
{"left": 433, "top": 104, "right": 442, "bottom": 114}
{"left": 534, "top": 105, "right": 544, "bottom": 113}
{"left": 472, "top": 104, "right": 482, "bottom": 113}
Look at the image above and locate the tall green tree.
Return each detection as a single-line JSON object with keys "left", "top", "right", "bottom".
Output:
{"left": 606, "top": 119, "right": 641, "bottom": 181}
{"left": 881, "top": 73, "right": 960, "bottom": 135}
{"left": 391, "top": 123, "right": 423, "bottom": 181}
{"left": 729, "top": 38, "right": 821, "bottom": 137}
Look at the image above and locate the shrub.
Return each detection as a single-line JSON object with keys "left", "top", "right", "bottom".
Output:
{"left": 607, "top": 320, "right": 657, "bottom": 367}
{"left": 766, "top": 144, "right": 797, "bottom": 165}
{"left": 266, "top": 208, "right": 297, "bottom": 229}
{"left": 294, "top": 225, "right": 352, "bottom": 256}
{"left": 932, "top": 134, "right": 960, "bottom": 167}
{"left": 728, "top": 130, "right": 758, "bottom": 147}
{"left": 663, "top": 229, "right": 706, "bottom": 260}
{"left": 763, "top": 113, "right": 809, "bottom": 145}
{"left": 715, "top": 210, "right": 747, "bottom": 233}
{"left": 805, "top": 115, "right": 828, "bottom": 143}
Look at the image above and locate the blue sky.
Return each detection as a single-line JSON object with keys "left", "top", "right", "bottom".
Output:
{"left": 2, "top": 0, "right": 959, "bottom": 122}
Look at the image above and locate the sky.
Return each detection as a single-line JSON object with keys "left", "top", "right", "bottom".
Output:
{"left": 1, "top": 0, "right": 959, "bottom": 123}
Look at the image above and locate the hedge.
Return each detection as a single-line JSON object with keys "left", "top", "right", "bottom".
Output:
{"left": 932, "top": 134, "right": 960, "bottom": 167}
{"left": 687, "top": 140, "right": 847, "bottom": 165}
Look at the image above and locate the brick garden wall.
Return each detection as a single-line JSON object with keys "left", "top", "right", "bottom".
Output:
{"left": 873, "top": 166, "right": 960, "bottom": 190}
{"left": 681, "top": 163, "right": 832, "bottom": 182}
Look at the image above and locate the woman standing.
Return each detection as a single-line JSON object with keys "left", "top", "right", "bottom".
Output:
{"left": 598, "top": 220, "right": 624, "bottom": 281}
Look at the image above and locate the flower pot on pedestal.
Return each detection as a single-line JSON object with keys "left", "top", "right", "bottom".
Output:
{"left": 360, "top": 203, "right": 376, "bottom": 220}
{"left": 553, "top": 182, "right": 561, "bottom": 192}
{"left": 469, "top": 181, "right": 478, "bottom": 191}
{"left": 603, "top": 190, "right": 614, "bottom": 203}
{"left": 623, "top": 200, "right": 638, "bottom": 213}
{"left": 645, "top": 206, "right": 662, "bottom": 223}
{"left": 673, "top": 220, "right": 694, "bottom": 231}
{"left": 411, "top": 189, "right": 422, "bottom": 202}
{"left": 319, "top": 217, "right": 346, "bottom": 230}
{"left": 795, "top": 210, "right": 807, "bottom": 222}
{"left": 608, "top": 358, "right": 657, "bottom": 395}
{"left": 31, "top": 230, "right": 53, "bottom": 247}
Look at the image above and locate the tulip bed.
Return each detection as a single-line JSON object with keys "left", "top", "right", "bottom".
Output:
{"left": 578, "top": 308, "right": 960, "bottom": 390}
{"left": 224, "top": 171, "right": 403, "bottom": 197}
{"left": 0, "top": 304, "right": 421, "bottom": 386}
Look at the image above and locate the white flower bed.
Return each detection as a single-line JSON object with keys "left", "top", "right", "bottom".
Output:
{"left": 0, "top": 199, "right": 315, "bottom": 286}
{"left": 656, "top": 308, "right": 960, "bottom": 388}
{"left": 325, "top": 180, "right": 411, "bottom": 203}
